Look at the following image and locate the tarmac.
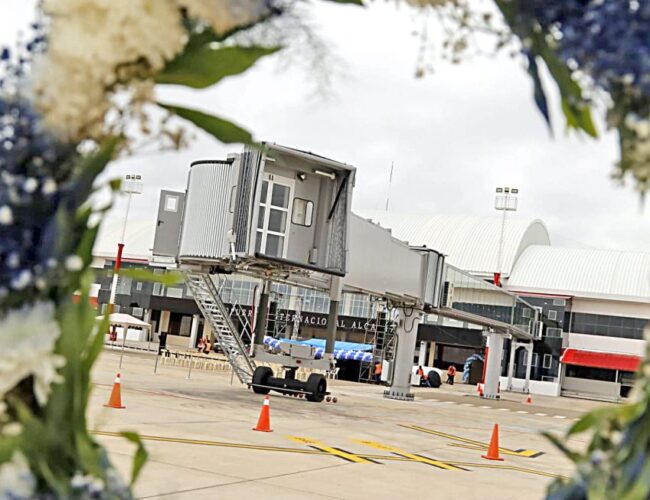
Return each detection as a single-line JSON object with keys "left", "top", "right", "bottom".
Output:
{"left": 89, "top": 350, "right": 610, "bottom": 499}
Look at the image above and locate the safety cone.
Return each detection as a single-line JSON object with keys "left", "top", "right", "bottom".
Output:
{"left": 525, "top": 394, "right": 532, "bottom": 404}
{"left": 482, "top": 424, "right": 504, "bottom": 461}
{"left": 253, "top": 395, "right": 272, "bottom": 432}
{"left": 478, "top": 385, "right": 484, "bottom": 398}
{"left": 476, "top": 383, "right": 481, "bottom": 394}
{"left": 104, "top": 373, "right": 125, "bottom": 409}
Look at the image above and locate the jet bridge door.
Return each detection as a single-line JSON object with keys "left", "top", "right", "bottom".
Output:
{"left": 254, "top": 173, "right": 295, "bottom": 259}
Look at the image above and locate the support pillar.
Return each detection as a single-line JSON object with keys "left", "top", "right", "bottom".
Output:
{"left": 188, "top": 314, "right": 200, "bottom": 349}
{"left": 158, "top": 310, "right": 170, "bottom": 336}
{"left": 254, "top": 280, "right": 271, "bottom": 347}
{"left": 524, "top": 342, "right": 533, "bottom": 394}
{"left": 506, "top": 339, "right": 517, "bottom": 391}
{"left": 483, "top": 331, "right": 504, "bottom": 399}
{"left": 384, "top": 309, "right": 422, "bottom": 401}
{"left": 325, "top": 277, "right": 343, "bottom": 355}
{"left": 418, "top": 341, "right": 427, "bottom": 366}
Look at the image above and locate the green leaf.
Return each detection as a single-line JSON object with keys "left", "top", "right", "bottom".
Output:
{"left": 156, "top": 45, "right": 280, "bottom": 89}
{"left": 158, "top": 103, "right": 254, "bottom": 144}
{"left": 542, "top": 431, "right": 582, "bottom": 462}
{"left": 568, "top": 406, "right": 617, "bottom": 435}
{"left": 119, "top": 268, "right": 183, "bottom": 286}
{"left": 119, "top": 431, "right": 149, "bottom": 486}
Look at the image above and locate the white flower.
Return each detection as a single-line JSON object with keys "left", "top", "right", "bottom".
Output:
{"left": 0, "top": 206, "right": 13, "bottom": 225}
{"left": 10, "top": 270, "right": 32, "bottom": 291}
{"left": 0, "top": 302, "right": 66, "bottom": 406}
{"left": 33, "top": 0, "right": 272, "bottom": 142}
{"left": 35, "top": 0, "right": 189, "bottom": 141}
{"left": 42, "top": 178, "right": 57, "bottom": 195}
{"left": 1, "top": 422, "right": 22, "bottom": 437}
{"left": 65, "top": 255, "right": 84, "bottom": 271}
{"left": 23, "top": 178, "right": 38, "bottom": 193}
{"left": 0, "top": 452, "right": 36, "bottom": 500}
{"left": 177, "top": 0, "right": 271, "bottom": 35}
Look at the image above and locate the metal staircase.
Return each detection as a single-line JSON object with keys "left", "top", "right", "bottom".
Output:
{"left": 184, "top": 271, "right": 256, "bottom": 384}
{"left": 358, "top": 306, "right": 395, "bottom": 383}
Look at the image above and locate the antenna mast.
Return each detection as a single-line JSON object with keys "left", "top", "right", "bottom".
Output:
{"left": 385, "top": 161, "right": 394, "bottom": 211}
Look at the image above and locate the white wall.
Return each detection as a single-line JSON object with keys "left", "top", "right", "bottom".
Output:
{"left": 565, "top": 332, "right": 645, "bottom": 356}
{"left": 572, "top": 297, "right": 650, "bottom": 319}
{"left": 500, "top": 376, "right": 561, "bottom": 397}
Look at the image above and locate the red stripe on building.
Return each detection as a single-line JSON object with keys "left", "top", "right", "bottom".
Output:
{"left": 560, "top": 348, "right": 641, "bottom": 372}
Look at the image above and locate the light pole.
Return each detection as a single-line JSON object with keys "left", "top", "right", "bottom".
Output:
{"left": 493, "top": 186, "right": 518, "bottom": 287}
{"left": 107, "top": 174, "right": 143, "bottom": 315}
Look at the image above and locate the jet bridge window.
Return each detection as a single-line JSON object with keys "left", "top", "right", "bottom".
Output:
{"left": 291, "top": 198, "right": 314, "bottom": 226}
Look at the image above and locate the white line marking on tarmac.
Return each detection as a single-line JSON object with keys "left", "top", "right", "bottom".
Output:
{"left": 553, "top": 415, "right": 566, "bottom": 419}
{"left": 497, "top": 408, "right": 509, "bottom": 411}
{"left": 461, "top": 403, "right": 474, "bottom": 407}
{"left": 535, "top": 413, "right": 547, "bottom": 417}
{"left": 516, "top": 410, "right": 528, "bottom": 414}
{"left": 479, "top": 406, "right": 491, "bottom": 409}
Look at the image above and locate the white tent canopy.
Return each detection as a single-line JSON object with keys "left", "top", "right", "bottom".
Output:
{"left": 99, "top": 313, "right": 152, "bottom": 341}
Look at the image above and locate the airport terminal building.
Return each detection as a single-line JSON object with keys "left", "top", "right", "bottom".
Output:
{"left": 93, "top": 207, "right": 650, "bottom": 402}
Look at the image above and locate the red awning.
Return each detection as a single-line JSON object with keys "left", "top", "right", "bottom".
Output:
{"left": 561, "top": 348, "right": 641, "bottom": 372}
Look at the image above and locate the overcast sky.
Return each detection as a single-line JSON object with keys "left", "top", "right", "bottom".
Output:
{"left": 3, "top": 1, "right": 649, "bottom": 252}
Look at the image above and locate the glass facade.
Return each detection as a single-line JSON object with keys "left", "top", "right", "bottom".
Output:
{"left": 570, "top": 312, "right": 647, "bottom": 340}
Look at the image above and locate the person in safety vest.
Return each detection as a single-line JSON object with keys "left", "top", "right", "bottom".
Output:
{"left": 416, "top": 365, "right": 426, "bottom": 386}
{"left": 447, "top": 365, "right": 456, "bottom": 385}
{"left": 374, "top": 361, "right": 382, "bottom": 384}
{"left": 109, "top": 325, "right": 117, "bottom": 342}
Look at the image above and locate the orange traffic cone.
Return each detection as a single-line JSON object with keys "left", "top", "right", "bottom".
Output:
{"left": 478, "top": 385, "right": 484, "bottom": 397}
{"left": 253, "top": 395, "right": 272, "bottom": 432}
{"left": 482, "top": 424, "right": 504, "bottom": 461}
{"left": 104, "top": 373, "right": 125, "bottom": 409}
{"left": 525, "top": 394, "right": 532, "bottom": 404}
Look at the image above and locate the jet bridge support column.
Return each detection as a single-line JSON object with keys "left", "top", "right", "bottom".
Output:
{"left": 524, "top": 342, "right": 533, "bottom": 394}
{"left": 254, "top": 279, "right": 271, "bottom": 347}
{"left": 384, "top": 309, "right": 422, "bottom": 401}
{"left": 483, "top": 331, "right": 504, "bottom": 399}
{"left": 325, "top": 277, "right": 343, "bottom": 370}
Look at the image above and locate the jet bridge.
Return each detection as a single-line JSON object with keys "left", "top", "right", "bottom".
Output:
{"left": 156, "top": 142, "right": 536, "bottom": 401}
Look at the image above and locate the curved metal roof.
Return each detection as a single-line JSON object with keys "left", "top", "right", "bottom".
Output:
{"left": 93, "top": 218, "right": 155, "bottom": 262}
{"left": 355, "top": 210, "right": 551, "bottom": 276}
{"left": 508, "top": 245, "right": 650, "bottom": 302}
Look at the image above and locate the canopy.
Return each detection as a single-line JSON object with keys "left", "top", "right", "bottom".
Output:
{"left": 97, "top": 313, "right": 151, "bottom": 331}
{"left": 263, "top": 336, "right": 373, "bottom": 362}
{"left": 560, "top": 348, "right": 641, "bottom": 373}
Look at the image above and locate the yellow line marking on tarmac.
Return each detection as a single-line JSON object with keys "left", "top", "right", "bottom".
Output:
{"left": 93, "top": 430, "right": 407, "bottom": 462}
{"left": 287, "top": 436, "right": 375, "bottom": 464}
{"left": 352, "top": 439, "right": 466, "bottom": 471}
{"left": 93, "top": 430, "right": 324, "bottom": 455}
{"left": 445, "top": 462, "right": 568, "bottom": 480}
{"left": 400, "top": 425, "right": 544, "bottom": 458}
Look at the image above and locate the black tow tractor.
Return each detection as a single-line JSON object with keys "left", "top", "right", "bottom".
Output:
{"left": 250, "top": 366, "right": 328, "bottom": 402}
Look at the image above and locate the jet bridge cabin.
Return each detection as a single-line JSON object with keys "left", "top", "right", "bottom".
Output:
{"left": 178, "top": 143, "right": 355, "bottom": 277}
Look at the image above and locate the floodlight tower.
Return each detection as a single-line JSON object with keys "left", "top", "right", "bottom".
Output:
{"left": 107, "top": 174, "right": 143, "bottom": 314}
{"left": 493, "top": 186, "right": 518, "bottom": 287}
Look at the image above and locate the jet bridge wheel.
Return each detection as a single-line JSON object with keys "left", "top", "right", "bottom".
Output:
{"left": 305, "top": 374, "right": 327, "bottom": 402}
{"left": 252, "top": 366, "right": 273, "bottom": 394}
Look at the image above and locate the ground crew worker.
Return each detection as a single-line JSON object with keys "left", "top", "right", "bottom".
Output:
{"left": 447, "top": 364, "right": 456, "bottom": 385}
{"left": 417, "top": 365, "right": 426, "bottom": 386}
{"left": 109, "top": 325, "right": 117, "bottom": 342}
{"left": 374, "top": 361, "right": 382, "bottom": 384}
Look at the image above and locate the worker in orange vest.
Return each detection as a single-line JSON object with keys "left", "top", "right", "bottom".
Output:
{"left": 447, "top": 365, "right": 457, "bottom": 385}
{"left": 416, "top": 365, "right": 426, "bottom": 386}
{"left": 374, "top": 361, "right": 382, "bottom": 384}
